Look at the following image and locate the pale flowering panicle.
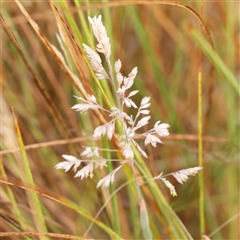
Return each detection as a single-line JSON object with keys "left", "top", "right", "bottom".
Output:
{"left": 161, "top": 177, "right": 177, "bottom": 197}
{"left": 123, "top": 67, "right": 138, "bottom": 90}
{"left": 154, "top": 121, "right": 170, "bottom": 137}
{"left": 74, "top": 158, "right": 106, "bottom": 180}
{"left": 128, "top": 90, "right": 139, "bottom": 98}
{"left": 82, "top": 44, "right": 101, "bottom": 71}
{"left": 88, "top": 15, "right": 111, "bottom": 59}
{"left": 133, "top": 116, "right": 151, "bottom": 131}
{"left": 152, "top": 167, "right": 203, "bottom": 196}
{"left": 139, "top": 109, "right": 150, "bottom": 115}
{"left": 123, "top": 96, "right": 138, "bottom": 109}
{"left": 123, "top": 112, "right": 134, "bottom": 126}
{"left": 110, "top": 109, "right": 134, "bottom": 126}
{"left": 55, "top": 151, "right": 107, "bottom": 180}
{"left": 116, "top": 86, "right": 126, "bottom": 97}
{"left": 115, "top": 59, "right": 122, "bottom": 78}
{"left": 88, "top": 95, "right": 97, "bottom": 103}
{"left": 96, "top": 171, "right": 113, "bottom": 188}
{"left": 115, "top": 59, "right": 121, "bottom": 73}
{"left": 82, "top": 44, "right": 109, "bottom": 80}
{"left": 97, "top": 164, "right": 123, "bottom": 188}
{"left": 125, "top": 127, "right": 135, "bottom": 139}
{"left": 144, "top": 134, "right": 162, "bottom": 148}
{"left": 75, "top": 162, "right": 94, "bottom": 179}
{"left": 106, "top": 121, "right": 115, "bottom": 140}
{"left": 55, "top": 155, "right": 81, "bottom": 172}
{"left": 116, "top": 64, "right": 138, "bottom": 108}
{"left": 132, "top": 139, "right": 148, "bottom": 158}
{"left": 109, "top": 106, "right": 121, "bottom": 118}
{"left": 94, "top": 159, "right": 107, "bottom": 169}
{"left": 92, "top": 124, "right": 107, "bottom": 139}
{"left": 92, "top": 120, "right": 116, "bottom": 140}
{"left": 123, "top": 143, "right": 134, "bottom": 160}
{"left": 141, "top": 120, "right": 170, "bottom": 148}
{"left": 71, "top": 95, "right": 101, "bottom": 113}
{"left": 171, "top": 167, "right": 203, "bottom": 184}
{"left": 55, "top": 14, "right": 203, "bottom": 195}
{"left": 80, "top": 147, "right": 93, "bottom": 157}
{"left": 140, "top": 96, "right": 151, "bottom": 109}
{"left": 81, "top": 147, "right": 99, "bottom": 158}
{"left": 71, "top": 102, "right": 99, "bottom": 113}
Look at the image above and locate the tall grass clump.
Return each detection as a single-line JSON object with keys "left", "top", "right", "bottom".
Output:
{"left": 1, "top": 1, "right": 239, "bottom": 240}
{"left": 54, "top": 14, "right": 202, "bottom": 238}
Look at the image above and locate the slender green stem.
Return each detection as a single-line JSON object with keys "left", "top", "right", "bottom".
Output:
{"left": 103, "top": 138, "right": 122, "bottom": 236}
{"left": 197, "top": 5, "right": 205, "bottom": 235}
{"left": 198, "top": 64, "right": 205, "bottom": 236}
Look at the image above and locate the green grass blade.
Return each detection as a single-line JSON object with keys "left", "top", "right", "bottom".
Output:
{"left": 102, "top": 137, "right": 122, "bottom": 236}
{"left": 133, "top": 146, "right": 193, "bottom": 239}
{"left": 128, "top": 6, "right": 182, "bottom": 131}
{"left": 0, "top": 157, "right": 31, "bottom": 239}
{"left": 140, "top": 197, "right": 153, "bottom": 240}
{"left": 190, "top": 30, "right": 240, "bottom": 96}
{"left": 12, "top": 108, "right": 49, "bottom": 238}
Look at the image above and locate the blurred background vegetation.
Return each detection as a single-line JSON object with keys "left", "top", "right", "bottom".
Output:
{"left": 1, "top": 1, "right": 239, "bottom": 239}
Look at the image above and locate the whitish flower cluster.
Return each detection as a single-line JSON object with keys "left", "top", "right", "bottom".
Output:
{"left": 151, "top": 167, "right": 203, "bottom": 196}
{"left": 55, "top": 147, "right": 107, "bottom": 180}
{"left": 55, "top": 15, "right": 202, "bottom": 195}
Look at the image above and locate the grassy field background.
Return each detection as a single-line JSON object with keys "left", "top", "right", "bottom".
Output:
{"left": 1, "top": 1, "right": 239, "bottom": 239}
